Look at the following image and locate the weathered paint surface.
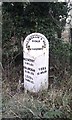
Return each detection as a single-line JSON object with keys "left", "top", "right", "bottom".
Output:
{"left": 23, "top": 33, "right": 49, "bottom": 92}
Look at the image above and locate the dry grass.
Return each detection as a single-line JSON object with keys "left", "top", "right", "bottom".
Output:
{"left": 2, "top": 75, "right": 72, "bottom": 119}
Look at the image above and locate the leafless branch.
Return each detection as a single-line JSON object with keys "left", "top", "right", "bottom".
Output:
{"left": 49, "top": 11, "right": 63, "bottom": 30}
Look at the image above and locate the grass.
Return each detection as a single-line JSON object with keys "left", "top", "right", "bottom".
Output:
{"left": 2, "top": 76, "right": 72, "bottom": 119}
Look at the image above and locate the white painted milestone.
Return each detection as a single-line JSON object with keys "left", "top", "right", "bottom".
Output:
{"left": 23, "top": 33, "right": 49, "bottom": 93}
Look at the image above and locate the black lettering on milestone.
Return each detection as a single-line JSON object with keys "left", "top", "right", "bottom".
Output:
{"left": 25, "top": 70, "right": 30, "bottom": 74}
{"left": 41, "top": 71, "right": 43, "bottom": 74}
{"left": 23, "top": 58, "right": 34, "bottom": 62}
{"left": 31, "top": 72, "right": 34, "bottom": 75}
{"left": 26, "top": 75, "right": 33, "bottom": 80}
{"left": 25, "top": 70, "right": 34, "bottom": 75}
{"left": 25, "top": 79, "right": 34, "bottom": 84}
{"left": 28, "top": 67, "right": 35, "bottom": 72}
{"left": 25, "top": 62, "right": 33, "bottom": 66}
{"left": 32, "top": 48, "right": 42, "bottom": 50}
{"left": 24, "top": 66, "right": 27, "bottom": 69}
{"left": 32, "top": 40, "right": 40, "bottom": 42}
{"left": 37, "top": 72, "right": 39, "bottom": 75}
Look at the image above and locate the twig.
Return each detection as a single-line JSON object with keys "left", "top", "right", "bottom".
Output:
{"left": 17, "top": 100, "right": 36, "bottom": 116}
{"left": 9, "top": 109, "right": 21, "bottom": 119}
{"left": 7, "top": 93, "right": 39, "bottom": 118}
{"left": 49, "top": 10, "right": 63, "bottom": 30}
{"left": 0, "top": 62, "right": 4, "bottom": 72}
{"left": 9, "top": 51, "right": 22, "bottom": 67}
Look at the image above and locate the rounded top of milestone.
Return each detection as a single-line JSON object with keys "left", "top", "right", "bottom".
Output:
{"left": 23, "top": 33, "right": 49, "bottom": 58}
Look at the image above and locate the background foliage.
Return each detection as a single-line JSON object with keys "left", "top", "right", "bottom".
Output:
{"left": 2, "top": 2, "right": 72, "bottom": 119}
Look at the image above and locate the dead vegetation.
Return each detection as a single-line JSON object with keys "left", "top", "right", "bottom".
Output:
{"left": 2, "top": 2, "right": 72, "bottom": 119}
{"left": 2, "top": 62, "right": 72, "bottom": 119}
